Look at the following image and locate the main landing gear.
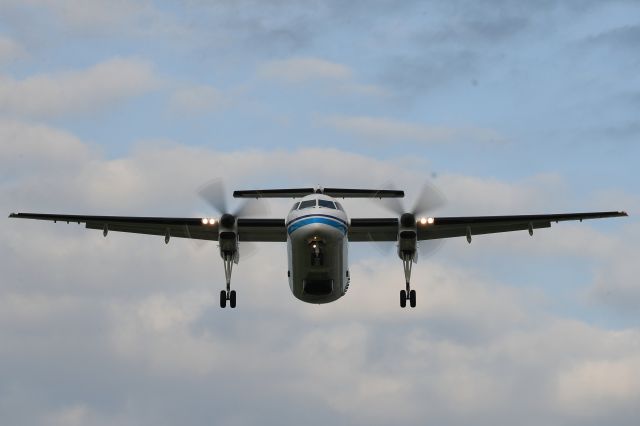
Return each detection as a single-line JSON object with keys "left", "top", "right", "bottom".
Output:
{"left": 400, "top": 253, "right": 417, "bottom": 308}
{"left": 219, "top": 252, "right": 237, "bottom": 308}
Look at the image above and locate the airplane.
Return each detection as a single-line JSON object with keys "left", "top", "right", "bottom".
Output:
{"left": 9, "top": 185, "right": 627, "bottom": 309}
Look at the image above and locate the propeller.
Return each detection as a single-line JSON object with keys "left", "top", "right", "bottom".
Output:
{"left": 375, "top": 181, "right": 447, "bottom": 257}
{"left": 198, "top": 179, "right": 269, "bottom": 220}
{"left": 380, "top": 182, "right": 445, "bottom": 224}
{"left": 193, "top": 179, "right": 269, "bottom": 257}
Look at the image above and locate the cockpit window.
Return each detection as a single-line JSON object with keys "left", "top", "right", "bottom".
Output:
{"left": 334, "top": 202, "right": 344, "bottom": 212}
{"left": 318, "top": 200, "right": 336, "bottom": 209}
{"left": 298, "top": 200, "right": 316, "bottom": 209}
{"left": 290, "top": 202, "right": 300, "bottom": 211}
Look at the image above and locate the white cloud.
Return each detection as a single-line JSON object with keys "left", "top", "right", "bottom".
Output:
{"left": 555, "top": 357, "right": 640, "bottom": 415}
{"left": 0, "top": 57, "right": 160, "bottom": 118}
{"left": 587, "top": 222, "right": 640, "bottom": 312}
{"left": 321, "top": 115, "right": 507, "bottom": 145}
{"left": 0, "top": 36, "right": 24, "bottom": 64}
{"left": 0, "top": 119, "right": 92, "bottom": 175}
{"left": 257, "top": 57, "right": 389, "bottom": 97}
{"left": 3, "top": 0, "right": 185, "bottom": 39}
{"left": 109, "top": 291, "right": 223, "bottom": 377}
{"left": 258, "top": 57, "right": 352, "bottom": 82}
{"left": 170, "top": 85, "right": 230, "bottom": 113}
{"left": 1, "top": 130, "right": 638, "bottom": 425}
{"left": 47, "top": 404, "right": 91, "bottom": 426}
{"left": 33, "top": 0, "right": 152, "bottom": 29}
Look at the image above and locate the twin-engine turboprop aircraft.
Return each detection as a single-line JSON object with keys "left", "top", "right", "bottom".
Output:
{"left": 10, "top": 185, "right": 627, "bottom": 309}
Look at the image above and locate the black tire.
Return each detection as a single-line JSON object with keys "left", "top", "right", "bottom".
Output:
{"left": 220, "top": 290, "right": 227, "bottom": 308}
{"left": 229, "top": 290, "right": 237, "bottom": 308}
{"left": 400, "top": 290, "right": 407, "bottom": 308}
{"left": 409, "top": 289, "right": 416, "bottom": 308}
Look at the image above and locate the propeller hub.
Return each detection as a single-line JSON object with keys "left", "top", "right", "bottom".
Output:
{"left": 400, "top": 213, "right": 416, "bottom": 227}
{"left": 220, "top": 213, "right": 236, "bottom": 228}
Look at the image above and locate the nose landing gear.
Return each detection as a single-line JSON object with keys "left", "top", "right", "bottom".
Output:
{"left": 309, "top": 239, "right": 325, "bottom": 267}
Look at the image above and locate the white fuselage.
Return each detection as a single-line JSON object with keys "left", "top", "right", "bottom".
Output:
{"left": 285, "top": 194, "right": 349, "bottom": 303}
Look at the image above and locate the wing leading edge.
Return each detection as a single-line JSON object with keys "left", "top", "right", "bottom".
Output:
{"left": 8, "top": 213, "right": 287, "bottom": 242}
{"left": 9, "top": 210, "right": 627, "bottom": 243}
{"left": 349, "top": 211, "right": 627, "bottom": 242}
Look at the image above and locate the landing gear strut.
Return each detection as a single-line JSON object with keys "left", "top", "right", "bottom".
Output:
{"left": 219, "top": 252, "right": 237, "bottom": 308}
{"left": 400, "top": 252, "right": 417, "bottom": 308}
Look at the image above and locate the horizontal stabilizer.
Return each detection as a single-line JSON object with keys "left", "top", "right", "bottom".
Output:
{"left": 233, "top": 187, "right": 404, "bottom": 199}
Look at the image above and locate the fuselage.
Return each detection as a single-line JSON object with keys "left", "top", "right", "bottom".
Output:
{"left": 285, "top": 194, "right": 349, "bottom": 303}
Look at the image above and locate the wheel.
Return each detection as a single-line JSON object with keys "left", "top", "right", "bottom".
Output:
{"left": 229, "top": 290, "right": 237, "bottom": 308}
{"left": 219, "top": 290, "right": 227, "bottom": 308}
{"left": 409, "top": 289, "right": 416, "bottom": 308}
{"left": 400, "top": 290, "right": 407, "bottom": 308}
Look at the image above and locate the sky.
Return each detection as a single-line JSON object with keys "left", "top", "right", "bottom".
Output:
{"left": 0, "top": 0, "right": 639, "bottom": 425}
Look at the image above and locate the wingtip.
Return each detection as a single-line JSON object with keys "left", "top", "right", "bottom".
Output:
{"left": 9, "top": 213, "right": 16, "bottom": 218}
{"left": 621, "top": 211, "right": 629, "bottom": 216}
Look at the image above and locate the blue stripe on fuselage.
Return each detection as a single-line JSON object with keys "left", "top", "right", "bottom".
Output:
{"left": 287, "top": 215, "right": 347, "bottom": 235}
{"left": 287, "top": 213, "right": 348, "bottom": 228}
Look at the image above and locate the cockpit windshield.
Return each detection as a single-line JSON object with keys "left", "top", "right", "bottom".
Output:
{"left": 298, "top": 200, "right": 316, "bottom": 209}
{"left": 290, "top": 202, "right": 300, "bottom": 211}
{"left": 318, "top": 200, "right": 336, "bottom": 209}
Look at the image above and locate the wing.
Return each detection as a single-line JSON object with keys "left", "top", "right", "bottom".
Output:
{"left": 8, "top": 213, "right": 287, "bottom": 242}
{"left": 348, "top": 218, "right": 399, "bottom": 242}
{"left": 349, "top": 211, "right": 627, "bottom": 242}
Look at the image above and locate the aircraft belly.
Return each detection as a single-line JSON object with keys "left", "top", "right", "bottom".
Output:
{"left": 287, "top": 221, "right": 347, "bottom": 304}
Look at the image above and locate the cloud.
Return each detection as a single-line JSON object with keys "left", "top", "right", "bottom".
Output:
{"left": 0, "top": 36, "right": 25, "bottom": 64}
{"left": 415, "top": 14, "right": 529, "bottom": 46}
{"left": 0, "top": 119, "right": 92, "bottom": 178}
{"left": 0, "top": 57, "right": 160, "bottom": 118}
{"left": 587, "top": 223, "right": 640, "bottom": 313}
{"left": 257, "top": 57, "right": 388, "bottom": 96}
{"left": 30, "top": 0, "right": 153, "bottom": 30}
{"left": 381, "top": 49, "right": 480, "bottom": 94}
{"left": 321, "top": 115, "right": 507, "bottom": 145}
{"left": 555, "top": 356, "right": 640, "bottom": 415}
{"left": 0, "top": 0, "right": 187, "bottom": 40}
{"left": 585, "top": 24, "right": 640, "bottom": 49}
{"left": 258, "top": 57, "right": 352, "bottom": 82}
{"left": 1, "top": 128, "right": 638, "bottom": 425}
{"left": 170, "top": 85, "right": 230, "bottom": 113}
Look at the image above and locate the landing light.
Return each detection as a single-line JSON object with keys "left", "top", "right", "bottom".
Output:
{"left": 202, "top": 218, "right": 209, "bottom": 225}
{"left": 420, "top": 217, "right": 427, "bottom": 225}
{"left": 420, "top": 217, "right": 435, "bottom": 225}
{"left": 427, "top": 217, "right": 435, "bottom": 224}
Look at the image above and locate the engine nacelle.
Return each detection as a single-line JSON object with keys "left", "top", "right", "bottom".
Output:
{"left": 397, "top": 213, "right": 418, "bottom": 262}
{"left": 398, "top": 230, "right": 417, "bottom": 260}
{"left": 218, "top": 215, "right": 239, "bottom": 263}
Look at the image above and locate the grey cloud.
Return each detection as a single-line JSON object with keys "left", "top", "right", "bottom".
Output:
{"left": 414, "top": 12, "right": 530, "bottom": 47}
{"left": 585, "top": 24, "right": 640, "bottom": 49}
{"left": 599, "top": 121, "right": 640, "bottom": 140}
{"left": 375, "top": 1, "right": 638, "bottom": 95}
{"left": 381, "top": 50, "right": 479, "bottom": 94}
